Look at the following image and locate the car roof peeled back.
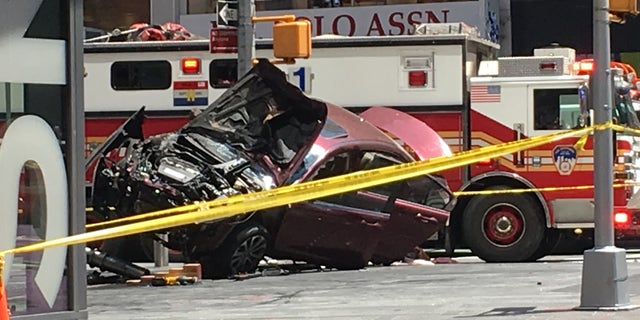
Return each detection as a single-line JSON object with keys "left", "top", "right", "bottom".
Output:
{"left": 360, "top": 106, "right": 452, "bottom": 161}
{"left": 183, "top": 59, "right": 328, "bottom": 166}
{"left": 314, "top": 103, "right": 411, "bottom": 154}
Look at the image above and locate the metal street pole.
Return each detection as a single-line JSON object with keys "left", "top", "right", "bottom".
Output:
{"left": 579, "top": 0, "right": 633, "bottom": 310}
{"left": 237, "top": 0, "right": 255, "bottom": 77}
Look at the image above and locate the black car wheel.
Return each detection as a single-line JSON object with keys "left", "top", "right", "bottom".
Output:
{"left": 202, "top": 223, "right": 269, "bottom": 279}
{"left": 462, "top": 187, "right": 545, "bottom": 262}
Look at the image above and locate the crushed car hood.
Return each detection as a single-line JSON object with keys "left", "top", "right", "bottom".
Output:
{"left": 84, "top": 107, "right": 145, "bottom": 171}
{"left": 87, "top": 60, "right": 328, "bottom": 183}
{"left": 183, "top": 60, "right": 327, "bottom": 168}
{"left": 359, "top": 106, "right": 452, "bottom": 160}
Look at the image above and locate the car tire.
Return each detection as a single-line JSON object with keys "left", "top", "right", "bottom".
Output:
{"left": 201, "top": 223, "right": 269, "bottom": 279}
{"left": 462, "top": 187, "right": 545, "bottom": 262}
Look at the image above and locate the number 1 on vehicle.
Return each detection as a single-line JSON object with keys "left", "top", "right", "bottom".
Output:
{"left": 288, "top": 66, "right": 312, "bottom": 94}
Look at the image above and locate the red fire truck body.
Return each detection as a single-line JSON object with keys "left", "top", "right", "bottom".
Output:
{"left": 81, "top": 23, "right": 640, "bottom": 262}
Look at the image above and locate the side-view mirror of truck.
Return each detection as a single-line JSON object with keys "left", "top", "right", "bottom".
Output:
{"left": 578, "top": 84, "right": 590, "bottom": 127}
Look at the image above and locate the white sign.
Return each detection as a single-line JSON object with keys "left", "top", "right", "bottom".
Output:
{"left": 0, "top": 115, "right": 69, "bottom": 308}
{"left": 0, "top": 0, "right": 69, "bottom": 308}
{"left": 217, "top": 0, "right": 238, "bottom": 27}
{"left": 0, "top": 0, "right": 66, "bottom": 84}
{"left": 181, "top": 1, "right": 500, "bottom": 41}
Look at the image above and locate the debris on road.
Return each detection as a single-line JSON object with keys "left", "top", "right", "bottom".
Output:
{"left": 126, "top": 263, "right": 202, "bottom": 287}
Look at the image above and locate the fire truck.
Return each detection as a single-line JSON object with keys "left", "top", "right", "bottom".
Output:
{"left": 83, "top": 23, "right": 640, "bottom": 262}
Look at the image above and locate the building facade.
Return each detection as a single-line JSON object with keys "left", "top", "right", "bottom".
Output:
{"left": 84, "top": 0, "right": 506, "bottom": 53}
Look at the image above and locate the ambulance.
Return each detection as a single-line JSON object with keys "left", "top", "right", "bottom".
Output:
{"left": 82, "top": 23, "right": 640, "bottom": 262}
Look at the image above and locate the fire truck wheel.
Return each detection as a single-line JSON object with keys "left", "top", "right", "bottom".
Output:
{"left": 463, "top": 190, "right": 545, "bottom": 262}
{"left": 201, "top": 222, "right": 269, "bottom": 279}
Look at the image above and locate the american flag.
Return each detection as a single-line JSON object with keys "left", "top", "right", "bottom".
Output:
{"left": 471, "top": 85, "right": 501, "bottom": 103}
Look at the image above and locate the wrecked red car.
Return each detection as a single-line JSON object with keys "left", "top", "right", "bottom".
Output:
{"left": 88, "top": 60, "right": 453, "bottom": 278}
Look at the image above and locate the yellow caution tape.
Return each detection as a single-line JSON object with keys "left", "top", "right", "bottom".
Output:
{"left": 86, "top": 126, "right": 596, "bottom": 231}
{"left": 86, "top": 127, "right": 592, "bottom": 230}
{"left": 91, "top": 179, "right": 639, "bottom": 230}
{"left": 0, "top": 125, "right": 592, "bottom": 258}
{"left": 454, "top": 182, "right": 640, "bottom": 197}
{"left": 85, "top": 195, "right": 252, "bottom": 231}
{"left": 89, "top": 121, "right": 639, "bottom": 231}
{"left": 612, "top": 124, "right": 640, "bottom": 136}
{"left": 574, "top": 132, "right": 590, "bottom": 151}
{"left": 3, "top": 120, "right": 640, "bottom": 277}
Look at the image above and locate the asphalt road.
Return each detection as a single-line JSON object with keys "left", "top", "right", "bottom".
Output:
{"left": 86, "top": 252, "right": 640, "bottom": 320}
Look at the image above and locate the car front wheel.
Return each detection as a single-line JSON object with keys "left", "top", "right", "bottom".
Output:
{"left": 201, "top": 223, "right": 269, "bottom": 279}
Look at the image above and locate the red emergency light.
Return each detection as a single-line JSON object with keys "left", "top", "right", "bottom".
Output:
{"left": 573, "top": 61, "right": 595, "bottom": 75}
{"left": 408, "top": 70, "right": 427, "bottom": 87}
{"left": 181, "top": 57, "right": 201, "bottom": 74}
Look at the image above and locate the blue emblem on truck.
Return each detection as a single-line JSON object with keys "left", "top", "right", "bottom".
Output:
{"left": 553, "top": 146, "right": 577, "bottom": 175}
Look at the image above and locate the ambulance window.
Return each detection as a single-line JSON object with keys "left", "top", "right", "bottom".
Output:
{"left": 533, "top": 89, "right": 580, "bottom": 130}
{"left": 110, "top": 61, "right": 171, "bottom": 90}
{"left": 210, "top": 59, "right": 238, "bottom": 89}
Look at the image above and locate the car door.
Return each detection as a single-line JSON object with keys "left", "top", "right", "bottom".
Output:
{"left": 274, "top": 150, "right": 386, "bottom": 269}
{"left": 355, "top": 151, "right": 451, "bottom": 264}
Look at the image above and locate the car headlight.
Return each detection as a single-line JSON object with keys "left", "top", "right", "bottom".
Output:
{"left": 157, "top": 157, "right": 201, "bottom": 183}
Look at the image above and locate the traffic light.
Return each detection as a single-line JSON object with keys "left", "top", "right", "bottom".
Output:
{"left": 252, "top": 15, "right": 312, "bottom": 63}
{"left": 610, "top": 0, "right": 639, "bottom": 13}
{"left": 273, "top": 20, "right": 311, "bottom": 59}
{"left": 609, "top": 0, "right": 639, "bottom": 23}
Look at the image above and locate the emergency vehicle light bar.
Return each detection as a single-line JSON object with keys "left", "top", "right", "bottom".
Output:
{"left": 573, "top": 61, "right": 594, "bottom": 75}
